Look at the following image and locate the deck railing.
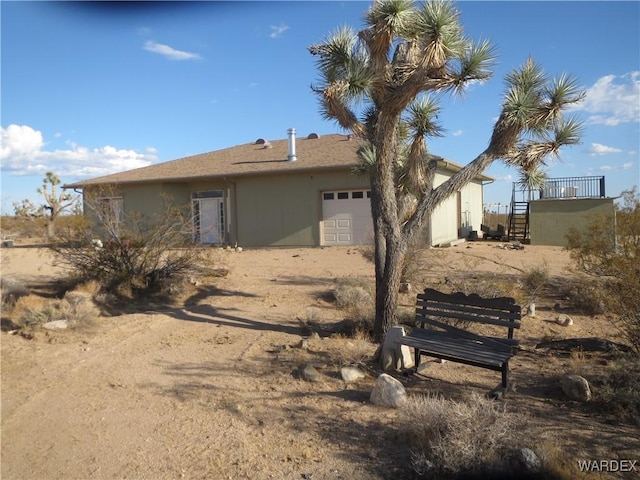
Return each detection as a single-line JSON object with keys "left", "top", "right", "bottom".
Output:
{"left": 512, "top": 176, "right": 605, "bottom": 202}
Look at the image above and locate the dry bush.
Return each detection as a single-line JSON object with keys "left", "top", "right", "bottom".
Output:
{"left": 561, "top": 276, "right": 607, "bottom": 316}
{"left": 333, "top": 277, "right": 375, "bottom": 330}
{"left": 403, "top": 392, "right": 527, "bottom": 478}
{"left": 12, "top": 295, "right": 52, "bottom": 327}
{"left": 566, "top": 187, "right": 640, "bottom": 352}
{"left": 51, "top": 191, "right": 216, "bottom": 302}
{"left": 11, "top": 290, "right": 99, "bottom": 330}
{"left": 325, "top": 331, "right": 377, "bottom": 368}
{"left": 520, "top": 263, "right": 549, "bottom": 300}
{"left": 1, "top": 277, "right": 29, "bottom": 310}
{"left": 585, "top": 357, "right": 640, "bottom": 426}
{"left": 359, "top": 238, "right": 428, "bottom": 284}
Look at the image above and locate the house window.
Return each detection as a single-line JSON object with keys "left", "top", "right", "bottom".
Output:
{"left": 97, "top": 196, "right": 123, "bottom": 230}
{"left": 352, "top": 191, "right": 364, "bottom": 199}
{"left": 337, "top": 192, "right": 349, "bottom": 200}
{"left": 323, "top": 192, "right": 334, "bottom": 200}
{"left": 366, "top": 191, "right": 371, "bottom": 198}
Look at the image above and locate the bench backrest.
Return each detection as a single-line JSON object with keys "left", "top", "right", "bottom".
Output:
{"left": 416, "top": 288, "right": 522, "bottom": 340}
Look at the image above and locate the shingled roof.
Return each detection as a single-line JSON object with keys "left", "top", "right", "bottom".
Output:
{"left": 65, "top": 134, "right": 361, "bottom": 188}
{"left": 65, "top": 132, "right": 492, "bottom": 188}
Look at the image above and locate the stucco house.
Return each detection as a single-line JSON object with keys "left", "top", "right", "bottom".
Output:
{"left": 65, "top": 129, "right": 493, "bottom": 248}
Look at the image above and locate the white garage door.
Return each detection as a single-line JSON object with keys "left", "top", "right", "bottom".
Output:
{"left": 321, "top": 189, "right": 373, "bottom": 246}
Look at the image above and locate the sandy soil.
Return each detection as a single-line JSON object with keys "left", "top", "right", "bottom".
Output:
{"left": 1, "top": 242, "right": 638, "bottom": 480}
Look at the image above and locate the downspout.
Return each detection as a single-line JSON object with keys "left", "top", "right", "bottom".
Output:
{"left": 224, "top": 177, "right": 239, "bottom": 246}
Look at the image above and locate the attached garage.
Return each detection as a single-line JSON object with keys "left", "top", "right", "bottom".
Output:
{"left": 321, "top": 189, "right": 373, "bottom": 246}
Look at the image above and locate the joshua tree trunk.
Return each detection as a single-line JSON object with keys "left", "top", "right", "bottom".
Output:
{"left": 373, "top": 232, "right": 407, "bottom": 341}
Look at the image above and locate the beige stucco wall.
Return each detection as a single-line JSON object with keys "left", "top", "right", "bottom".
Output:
{"left": 529, "top": 198, "right": 615, "bottom": 246}
{"left": 428, "top": 172, "right": 485, "bottom": 246}
{"left": 83, "top": 167, "right": 487, "bottom": 247}
{"left": 234, "top": 170, "right": 369, "bottom": 247}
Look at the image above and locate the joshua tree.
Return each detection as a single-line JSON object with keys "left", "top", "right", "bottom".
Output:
{"left": 310, "top": 0, "right": 584, "bottom": 341}
{"left": 518, "top": 167, "right": 548, "bottom": 201}
{"left": 13, "top": 172, "right": 77, "bottom": 238}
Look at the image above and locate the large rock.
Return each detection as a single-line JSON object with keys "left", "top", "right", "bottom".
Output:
{"left": 370, "top": 373, "right": 407, "bottom": 408}
{"left": 561, "top": 374, "right": 591, "bottom": 401}
{"left": 380, "top": 326, "right": 414, "bottom": 371}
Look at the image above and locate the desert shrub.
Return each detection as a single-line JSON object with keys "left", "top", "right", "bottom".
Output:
{"left": 11, "top": 292, "right": 98, "bottom": 330}
{"left": 50, "top": 190, "right": 214, "bottom": 300}
{"left": 566, "top": 187, "right": 640, "bottom": 352}
{"left": 561, "top": 277, "right": 607, "bottom": 316}
{"left": 333, "top": 277, "right": 375, "bottom": 329}
{"left": 403, "top": 392, "right": 526, "bottom": 478}
{"left": 0, "top": 277, "right": 29, "bottom": 309}
{"left": 326, "top": 331, "right": 377, "bottom": 367}
{"left": 520, "top": 263, "right": 549, "bottom": 299}
{"left": 359, "top": 237, "right": 427, "bottom": 284}
{"left": 588, "top": 357, "right": 640, "bottom": 425}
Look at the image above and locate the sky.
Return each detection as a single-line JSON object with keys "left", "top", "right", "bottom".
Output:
{"left": 1, "top": 0, "right": 639, "bottom": 215}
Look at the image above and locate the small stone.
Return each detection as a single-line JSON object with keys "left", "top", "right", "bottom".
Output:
{"left": 561, "top": 374, "right": 591, "bottom": 401}
{"left": 370, "top": 373, "right": 407, "bottom": 408}
{"left": 556, "top": 314, "right": 573, "bottom": 326}
{"left": 298, "top": 339, "right": 309, "bottom": 349}
{"left": 43, "top": 320, "right": 69, "bottom": 330}
{"left": 511, "top": 448, "right": 541, "bottom": 472}
{"left": 340, "top": 366, "right": 365, "bottom": 383}
{"left": 300, "top": 364, "right": 321, "bottom": 383}
{"left": 399, "top": 282, "right": 411, "bottom": 293}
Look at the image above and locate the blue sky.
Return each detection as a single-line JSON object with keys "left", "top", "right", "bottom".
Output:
{"left": 2, "top": 1, "right": 639, "bottom": 215}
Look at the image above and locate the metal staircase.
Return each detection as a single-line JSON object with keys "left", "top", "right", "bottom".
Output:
{"left": 507, "top": 184, "right": 530, "bottom": 242}
{"left": 508, "top": 201, "right": 529, "bottom": 242}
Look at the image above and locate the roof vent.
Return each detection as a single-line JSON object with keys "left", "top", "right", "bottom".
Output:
{"left": 255, "top": 138, "right": 266, "bottom": 145}
{"left": 287, "top": 128, "right": 297, "bottom": 162}
{"left": 307, "top": 133, "right": 320, "bottom": 139}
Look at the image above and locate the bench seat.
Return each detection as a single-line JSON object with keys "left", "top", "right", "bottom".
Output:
{"left": 396, "top": 288, "right": 522, "bottom": 389}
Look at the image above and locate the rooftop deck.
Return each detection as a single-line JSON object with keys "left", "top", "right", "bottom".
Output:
{"left": 512, "top": 176, "right": 606, "bottom": 202}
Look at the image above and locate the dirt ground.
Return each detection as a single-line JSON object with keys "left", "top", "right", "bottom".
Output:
{"left": 1, "top": 241, "right": 638, "bottom": 480}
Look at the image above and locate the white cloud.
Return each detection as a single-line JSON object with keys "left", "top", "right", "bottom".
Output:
{"left": 0, "top": 124, "right": 44, "bottom": 159}
{"left": 269, "top": 24, "right": 289, "bottom": 38}
{"left": 143, "top": 40, "right": 201, "bottom": 60}
{"left": 452, "top": 130, "right": 463, "bottom": 136}
{"left": 573, "top": 71, "right": 640, "bottom": 126}
{"left": 622, "top": 162, "right": 634, "bottom": 170}
{"left": 0, "top": 124, "right": 157, "bottom": 179}
{"left": 585, "top": 143, "right": 622, "bottom": 156}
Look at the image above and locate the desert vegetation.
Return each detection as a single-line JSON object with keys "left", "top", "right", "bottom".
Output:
{"left": 49, "top": 190, "right": 219, "bottom": 304}
{"left": 566, "top": 187, "right": 639, "bottom": 352}
{"left": 2, "top": 184, "right": 639, "bottom": 479}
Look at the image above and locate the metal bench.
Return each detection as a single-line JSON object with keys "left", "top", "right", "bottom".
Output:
{"left": 398, "top": 288, "right": 522, "bottom": 390}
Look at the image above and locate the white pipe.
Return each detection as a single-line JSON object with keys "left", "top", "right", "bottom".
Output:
{"left": 287, "top": 128, "right": 297, "bottom": 162}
